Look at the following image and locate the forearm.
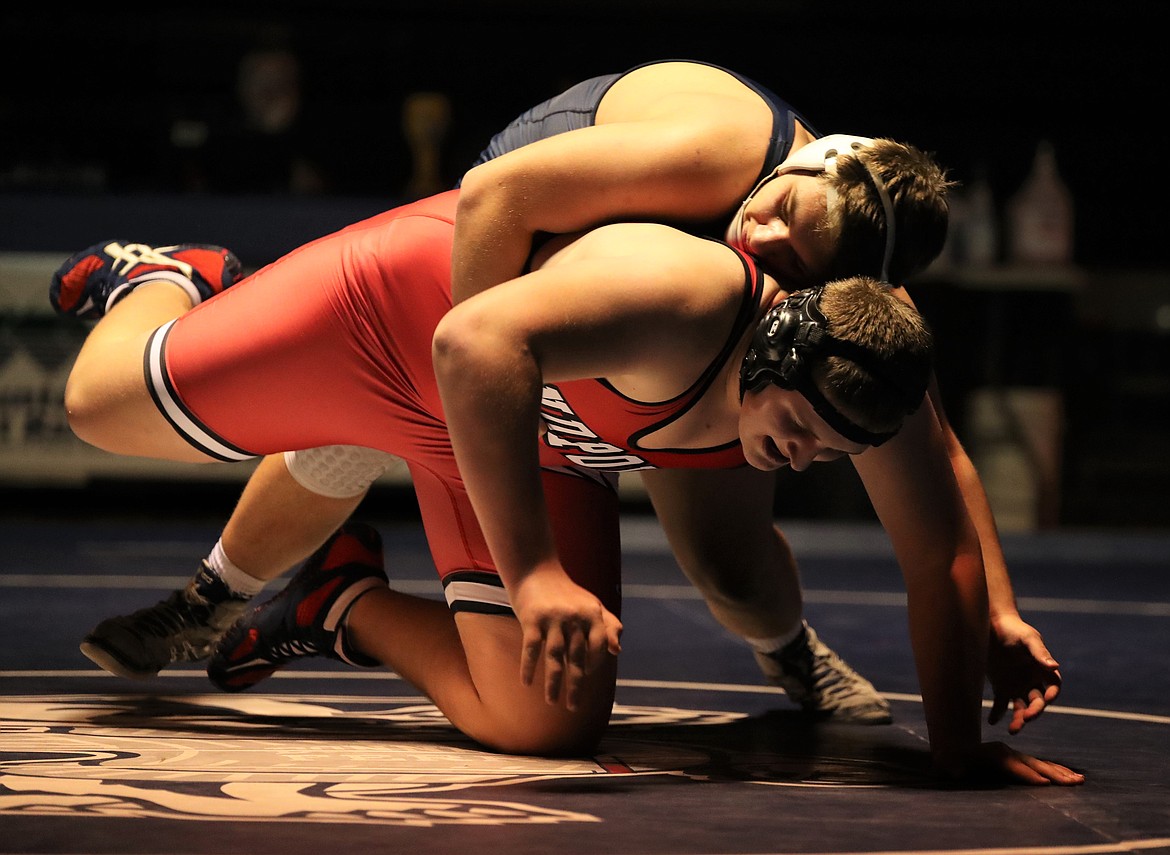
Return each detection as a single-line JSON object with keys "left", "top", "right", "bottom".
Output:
{"left": 947, "top": 438, "right": 1020, "bottom": 622}
{"left": 906, "top": 545, "right": 988, "bottom": 770}
{"left": 926, "top": 374, "right": 1020, "bottom": 622}
{"left": 432, "top": 314, "right": 557, "bottom": 589}
{"left": 861, "top": 405, "right": 990, "bottom": 769}
{"left": 451, "top": 171, "right": 538, "bottom": 306}
{"left": 451, "top": 122, "right": 740, "bottom": 307}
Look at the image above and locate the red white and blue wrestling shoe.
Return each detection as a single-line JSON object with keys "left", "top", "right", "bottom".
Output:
{"left": 207, "top": 523, "right": 389, "bottom": 692}
{"left": 50, "top": 240, "right": 243, "bottom": 319}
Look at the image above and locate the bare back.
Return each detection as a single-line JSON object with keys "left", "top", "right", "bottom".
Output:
{"left": 597, "top": 62, "right": 816, "bottom": 203}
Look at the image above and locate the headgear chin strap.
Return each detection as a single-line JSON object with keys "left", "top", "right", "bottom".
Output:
{"left": 739, "top": 286, "right": 921, "bottom": 447}
{"left": 725, "top": 134, "right": 897, "bottom": 283}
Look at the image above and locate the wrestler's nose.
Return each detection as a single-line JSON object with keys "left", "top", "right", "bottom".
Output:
{"left": 752, "top": 217, "right": 790, "bottom": 248}
{"left": 785, "top": 437, "right": 817, "bottom": 472}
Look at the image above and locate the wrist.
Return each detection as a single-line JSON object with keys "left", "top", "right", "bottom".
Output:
{"left": 931, "top": 744, "right": 979, "bottom": 780}
{"left": 988, "top": 610, "right": 1022, "bottom": 635}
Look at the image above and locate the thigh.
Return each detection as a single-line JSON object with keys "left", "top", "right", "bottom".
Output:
{"left": 156, "top": 216, "right": 447, "bottom": 459}
{"left": 66, "top": 283, "right": 214, "bottom": 461}
{"left": 413, "top": 464, "right": 622, "bottom": 617}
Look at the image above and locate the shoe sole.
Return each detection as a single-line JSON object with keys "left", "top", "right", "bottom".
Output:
{"left": 828, "top": 708, "right": 893, "bottom": 726}
{"left": 79, "top": 637, "right": 160, "bottom": 680}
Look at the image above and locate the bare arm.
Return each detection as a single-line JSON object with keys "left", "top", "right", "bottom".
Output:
{"left": 452, "top": 117, "right": 759, "bottom": 305}
{"left": 894, "top": 287, "right": 1062, "bottom": 732}
{"left": 434, "top": 226, "right": 746, "bottom": 707}
{"left": 853, "top": 398, "right": 1082, "bottom": 785}
{"left": 852, "top": 398, "right": 987, "bottom": 773}
{"left": 928, "top": 376, "right": 1063, "bottom": 732}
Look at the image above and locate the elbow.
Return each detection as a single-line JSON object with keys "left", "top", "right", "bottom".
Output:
{"left": 432, "top": 304, "right": 512, "bottom": 388}
{"left": 433, "top": 307, "right": 539, "bottom": 413}
{"left": 432, "top": 308, "right": 477, "bottom": 388}
{"left": 457, "top": 162, "right": 488, "bottom": 202}
{"left": 456, "top": 158, "right": 528, "bottom": 231}
{"left": 456, "top": 161, "right": 503, "bottom": 219}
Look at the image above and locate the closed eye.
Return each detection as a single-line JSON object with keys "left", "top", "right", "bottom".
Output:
{"left": 785, "top": 189, "right": 812, "bottom": 283}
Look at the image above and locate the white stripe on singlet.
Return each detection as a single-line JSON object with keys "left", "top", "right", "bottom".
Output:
{"left": 144, "top": 319, "right": 256, "bottom": 462}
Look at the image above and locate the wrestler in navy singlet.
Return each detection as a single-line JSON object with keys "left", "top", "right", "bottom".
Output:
{"left": 466, "top": 59, "right": 822, "bottom": 236}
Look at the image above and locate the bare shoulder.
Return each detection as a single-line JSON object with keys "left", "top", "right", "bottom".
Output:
{"left": 600, "top": 61, "right": 767, "bottom": 120}
{"left": 596, "top": 64, "right": 773, "bottom": 194}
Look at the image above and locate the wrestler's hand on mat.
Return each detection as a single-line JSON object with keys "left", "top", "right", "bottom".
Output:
{"left": 512, "top": 568, "right": 623, "bottom": 710}
{"left": 936, "top": 742, "right": 1085, "bottom": 787}
{"left": 986, "top": 613, "right": 1062, "bottom": 734}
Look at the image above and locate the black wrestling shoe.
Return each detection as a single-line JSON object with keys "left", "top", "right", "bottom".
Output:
{"left": 80, "top": 561, "right": 250, "bottom": 679}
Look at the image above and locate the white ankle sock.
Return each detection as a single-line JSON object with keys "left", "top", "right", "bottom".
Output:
{"left": 745, "top": 621, "right": 805, "bottom": 655}
{"left": 206, "top": 539, "right": 267, "bottom": 598}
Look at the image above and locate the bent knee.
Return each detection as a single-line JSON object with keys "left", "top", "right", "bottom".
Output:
{"left": 63, "top": 372, "right": 115, "bottom": 446}
{"left": 688, "top": 563, "right": 776, "bottom": 610}
{"left": 467, "top": 679, "right": 614, "bottom": 758}
{"left": 479, "top": 709, "right": 609, "bottom": 758}
{"left": 63, "top": 369, "right": 157, "bottom": 454}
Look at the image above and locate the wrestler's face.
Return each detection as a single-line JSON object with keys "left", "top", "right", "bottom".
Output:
{"left": 733, "top": 172, "right": 837, "bottom": 289}
{"left": 738, "top": 382, "right": 866, "bottom": 472}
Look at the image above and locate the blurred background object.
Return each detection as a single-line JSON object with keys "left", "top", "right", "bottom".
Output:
{"left": 400, "top": 91, "right": 453, "bottom": 201}
{"left": 1, "top": 1, "right": 1165, "bottom": 530}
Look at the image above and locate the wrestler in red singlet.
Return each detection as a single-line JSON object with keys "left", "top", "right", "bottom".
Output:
{"left": 147, "top": 189, "right": 763, "bottom": 615}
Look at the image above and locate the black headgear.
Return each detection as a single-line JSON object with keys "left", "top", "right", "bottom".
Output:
{"left": 738, "top": 286, "right": 924, "bottom": 447}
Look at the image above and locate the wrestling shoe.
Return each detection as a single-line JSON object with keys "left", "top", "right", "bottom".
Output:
{"left": 50, "top": 239, "right": 243, "bottom": 319}
{"left": 208, "top": 522, "right": 388, "bottom": 692}
{"left": 80, "top": 561, "right": 250, "bottom": 679}
{"left": 755, "top": 621, "right": 893, "bottom": 724}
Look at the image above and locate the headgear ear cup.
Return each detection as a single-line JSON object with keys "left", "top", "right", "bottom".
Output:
{"left": 739, "top": 292, "right": 816, "bottom": 396}
{"left": 739, "top": 286, "right": 916, "bottom": 447}
{"left": 777, "top": 134, "right": 875, "bottom": 176}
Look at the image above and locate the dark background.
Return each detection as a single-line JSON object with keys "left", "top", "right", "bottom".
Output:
{"left": 2, "top": 2, "right": 1167, "bottom": 528}
{"left": 1, "top": 0, "right": 1160, "bottom": 264}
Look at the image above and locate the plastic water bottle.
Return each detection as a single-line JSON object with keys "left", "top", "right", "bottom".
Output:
{"left": 1006, "top": 141, "right": 1075, "bottom": 266}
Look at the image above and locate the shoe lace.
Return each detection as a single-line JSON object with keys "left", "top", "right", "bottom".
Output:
{"left": 129, "top": 592, "right": 210, "bottom": 640}
{"left": 805, "top": 650, "right": 856, "bottom": 702}
{"left": 782, "top": 637, "right": 878, "bottom": 710}
{"left": 124, "top": 591, "right": 245, "bottom": 662}
{"left": 265, "top": 638, "right": 320, "bottom": 661}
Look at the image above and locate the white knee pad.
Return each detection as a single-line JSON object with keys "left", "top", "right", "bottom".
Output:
{"left": 284, "top": 446, "right": 399, "bottom": 498}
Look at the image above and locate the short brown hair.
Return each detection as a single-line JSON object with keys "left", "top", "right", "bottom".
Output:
{"left": 822, "top": 139, "right": 954, "bottom": 286}
{"left": 812, "top": 276, "right": 935, "bottom": 436}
